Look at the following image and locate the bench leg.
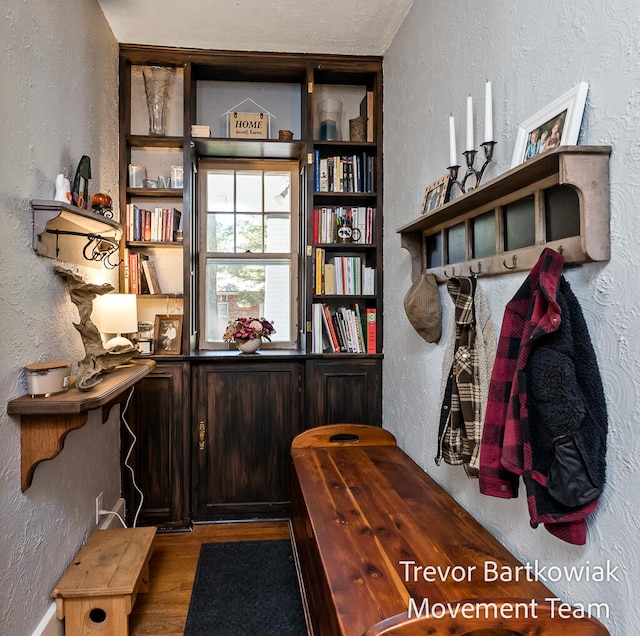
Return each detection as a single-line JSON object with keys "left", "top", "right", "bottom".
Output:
{"left": 59, "top": 595, "right": 131, "bottom": 636}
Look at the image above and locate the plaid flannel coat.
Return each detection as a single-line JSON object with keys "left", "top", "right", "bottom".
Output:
{"left": 437, "top": 277, "right": 496, "bottom": 477}
{"left": 479, "top": 248, "right": 607, "bottom": 545}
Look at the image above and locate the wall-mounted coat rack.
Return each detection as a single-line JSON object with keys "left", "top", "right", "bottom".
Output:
{"left": 32, "top": 200, "right": 123, "bottom": 268}
{"left": 397, "top": 146, "right": 611, "bottom": 282}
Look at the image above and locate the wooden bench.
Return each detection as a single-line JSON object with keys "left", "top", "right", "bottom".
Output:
{"left": 51, "top": 527, "right": 156, "bottom": 636}
{"left": 290, "top": 424, "right": 609, "bottom": 636}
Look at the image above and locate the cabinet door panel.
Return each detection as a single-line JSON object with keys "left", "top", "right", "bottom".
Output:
{"left": 192, "top": 362, "right": 302, "bottom": 521}
{"left": 305, "top": 359, "right": 382, "bottom": 430}
{"left": 121, "top": 362, "right": 189, "bottom": 527}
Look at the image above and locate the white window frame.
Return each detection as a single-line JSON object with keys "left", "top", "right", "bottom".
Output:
{"left": 197, "top": 159, "right": 300, "bottom": 350}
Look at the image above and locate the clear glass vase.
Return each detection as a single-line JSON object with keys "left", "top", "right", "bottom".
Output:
{"left": 143, "top": 66, "right": 172, "bottom": 136}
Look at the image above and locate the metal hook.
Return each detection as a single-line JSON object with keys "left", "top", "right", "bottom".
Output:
{"left": 469, "top": 261, "right": 482, "bottom": 276}
{"left": 502, "top": 254, "right": 518, "bottom": 270}
{"left": 557, "top": 244, "right": 564, "bottom": 254}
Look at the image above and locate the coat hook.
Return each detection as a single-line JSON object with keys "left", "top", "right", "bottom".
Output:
{"left": 557, "top": 245, "right": 564, "bottom": 254}
{"left": 502, "top": 254, "right": 518, "bottom": 270}
{"left": 469, "top": 261, "right": 482, "bottom": 276}
{"left": 443, "top": 266, "right": 455, "bottom": 279}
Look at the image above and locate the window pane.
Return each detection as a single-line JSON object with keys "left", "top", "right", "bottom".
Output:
{"left": 265, "top": 214, "right": 291, "bottom": 252}
{"left": 504, "top": 196, "right": 535, "bottom": 250}
{"left": 236, "top": 214, "right": 263, "bottom": 253}
{"left": 472, "top": 211, "right": 496, "bottom": 258}
{"left": 207, "top": 171, "right": 234, "bottom": 211}
{"left": 447, "top": 222, "right": 466, "bottom": 264}
{"left": 205, "top": 259, "right": 290, "bottom": 342}
{"left": 264, "top": 172, "right": 291, "bottom": 212}
{"left": 236, "top": 171, "right": 263, "bottom": 212}
{"left": 207, "top": 213, "right": 234, "bottom": 252}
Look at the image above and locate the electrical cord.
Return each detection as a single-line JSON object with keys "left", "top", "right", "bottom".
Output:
{"left": 98, "top": 509, "right": 127, "bottom": 528}
{"left": 121, "top": 386, "right": 145, "bottom": 528}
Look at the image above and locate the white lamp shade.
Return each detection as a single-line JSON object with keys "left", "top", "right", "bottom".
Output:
{"left": 95, "top": 294, "right": 138, "bottom": 335}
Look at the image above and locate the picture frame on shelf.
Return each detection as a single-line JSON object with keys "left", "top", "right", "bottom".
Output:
{"left": 511, "top": 82, "right": 589, "bottom": 167}
{"left": 421, "top": 174, "right": 451, "bottom": 215}
{"left": 154, "top": 314, "right": 182, "bottom": 355}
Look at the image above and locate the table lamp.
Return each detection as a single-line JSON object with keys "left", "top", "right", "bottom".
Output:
{"left": 95, "top": 293, "right": 138, "bottom": 349}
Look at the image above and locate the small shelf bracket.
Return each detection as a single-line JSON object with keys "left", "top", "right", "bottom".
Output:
{"left": 8, "top": 361, "right": 155, "bottom": 492}
{"left": 46, "top": 229, "right": 121, "bottom": 268}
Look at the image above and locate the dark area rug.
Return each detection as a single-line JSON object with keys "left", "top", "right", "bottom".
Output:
{"left": 184, "top": 540, "right": 307, "bottom": 636}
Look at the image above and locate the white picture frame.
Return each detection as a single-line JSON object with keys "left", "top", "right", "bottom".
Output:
{"left": 511, "top": 82, "right": 589, "bottom": 168}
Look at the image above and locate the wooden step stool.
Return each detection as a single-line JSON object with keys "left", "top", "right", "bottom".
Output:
{"left": 51, "top": 527, "right": 156, "bottom": 636}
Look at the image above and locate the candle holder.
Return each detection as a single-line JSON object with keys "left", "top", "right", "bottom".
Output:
{"left": 448, "top": 141, "right": 496, "bottom": 195}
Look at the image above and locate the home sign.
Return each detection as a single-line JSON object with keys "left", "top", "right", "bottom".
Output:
{"left": 230, "top": 112, "right": 268, "bottom": 138}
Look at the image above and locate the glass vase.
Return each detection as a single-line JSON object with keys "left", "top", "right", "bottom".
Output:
{"left": 143, "top": 66, "right": 172, "bottom": 136}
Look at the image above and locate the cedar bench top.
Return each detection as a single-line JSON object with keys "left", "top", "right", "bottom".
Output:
{"left": 291, "top": 425, "right": 562, "bottom": 635}
{"left": 52, "top": 527, "right": 156, "bottom": 599}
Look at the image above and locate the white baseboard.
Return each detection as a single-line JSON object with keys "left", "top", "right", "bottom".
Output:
{"left": 31, "top": 601, "right": 63, "bottom": 636}
{"left": 99, "top": 497, "right": 127, "bottom": 529}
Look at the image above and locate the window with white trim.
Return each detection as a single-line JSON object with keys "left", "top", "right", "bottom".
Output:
{"left": 198, "top": 160, "right": 299, "bottom": 349}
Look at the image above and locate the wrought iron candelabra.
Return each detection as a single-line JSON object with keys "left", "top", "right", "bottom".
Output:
{"left": 448, "top": 140, "right": 496, "bottom": 195}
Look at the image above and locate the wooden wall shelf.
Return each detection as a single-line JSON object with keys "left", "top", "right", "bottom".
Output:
{"left": 8, "top": 360, "right": 155, "bottom": 491}
{"left": 32, "top": 200, "right": 123, "bottom": 264}
{"left": 397, "top": 146, "right": 611, "bottom": 281}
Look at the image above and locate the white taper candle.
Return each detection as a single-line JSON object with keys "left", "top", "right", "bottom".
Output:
{"left": 484, "top": 81, "right": 493, "bottom": 142}
{"left": 466, "top": 95, "right": 474, "bottom": 151}
{"left": 449, "top": 115, "right": 457, "bottom": 166}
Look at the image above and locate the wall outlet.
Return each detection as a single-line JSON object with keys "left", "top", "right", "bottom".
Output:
{"left": 95, "top": 492, "right": 104, "bottom": 525}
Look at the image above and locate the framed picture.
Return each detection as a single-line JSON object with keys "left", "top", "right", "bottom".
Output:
{"left": 511, "top": 82, "right": 589, "bottom": 167}
{"left": 421, "top": 174, "right": 451, "bottom": 215}
{"left": 154, "top": 314, "right": 182, "bottom": 355}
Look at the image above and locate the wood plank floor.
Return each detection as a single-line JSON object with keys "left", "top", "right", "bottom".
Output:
{"left": 129, "top": 521, "right": 291, "bottom": 636}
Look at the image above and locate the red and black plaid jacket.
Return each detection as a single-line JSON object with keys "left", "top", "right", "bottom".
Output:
{"left": 479, "top": 248, "right": 607, "bottom": 545}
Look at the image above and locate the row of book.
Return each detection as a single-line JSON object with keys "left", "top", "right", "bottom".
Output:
{"left": 314, "top": 249, "right": 375, "bottom": 296}
{"left": 126, "top": 204, "right": 182, "bottom": 243}
{"left": 313, "top": 206, "right": 374, "bottom": 244}
{"left": 313, "top": 151, "right": 375, "bottom": 193}
{"left": 311, "top": 303, "right": 377, "bottom": 354}
{"left": 124, "top": 250, "right": 162, "bottom": 295}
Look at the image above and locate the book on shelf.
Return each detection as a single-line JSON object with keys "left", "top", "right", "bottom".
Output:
{"left": 127, "top": 204, "right": 182, "bottom": 243}
{"left": 314, "top": 247, "right": 374, "bottom": 296}
{"left": 141, "top": 259, "right": 162, "bottom": 295}
{"left": 365, "top": 307, "right": 377, "bottom": 353}
{"left": 125, "top": 251, "right": 154, "bottom": 295}
{"left": 315, "top": 247, "right": 325, "bottom": 294}
{"left": 359, "top": 91, "right": 374, "bottom": 143}
{"left": 191, "top": 124, "right": 211, "bottom": 137}
{"left": 312, "top": 206, "right": 375, "bottom": 244}
{"left": 312, "top": 303, "right": 372, "bottom": 353}
{"left": 314, "top": 153, "right": 374, "bottom": 193}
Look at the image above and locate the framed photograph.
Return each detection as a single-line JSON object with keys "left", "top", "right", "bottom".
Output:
{"left": 421, "top": 174, "right": 451, "bottom": 215}
{"left": 511, "top": 82, "right": 588, "bottom": 167}
{"left": 154, "top": 314, "right": 182, "bottom": 355}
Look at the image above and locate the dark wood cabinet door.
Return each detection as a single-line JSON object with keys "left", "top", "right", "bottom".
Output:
{"left": 121, "top": 361, "right": 190, "bottom": 528}
{"left": 192, "top": 361, "right": 303, "bottom": 521}
{"left": 305, "top": 358, "right": 382, "bottom": 430}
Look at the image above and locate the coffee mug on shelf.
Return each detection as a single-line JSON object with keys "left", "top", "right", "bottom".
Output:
{"left": 336, "top": 224, "right": 361, "bottom": 244}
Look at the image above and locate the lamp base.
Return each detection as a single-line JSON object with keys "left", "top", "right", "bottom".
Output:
{"left": 103, "top": 335, "right": 135, "bottom": 351}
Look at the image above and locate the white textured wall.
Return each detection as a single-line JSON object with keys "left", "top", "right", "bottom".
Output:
{"left": 0, "top": 1, "right": 119, "bottom": 634}
{"left": 384, "top": 2, "right": 639, "bottom": 634}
